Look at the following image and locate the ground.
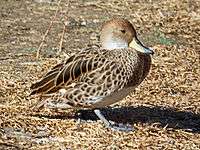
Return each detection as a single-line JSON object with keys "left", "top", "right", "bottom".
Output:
{"left": 0, "top": 0, "right": 200, "bottom": 149}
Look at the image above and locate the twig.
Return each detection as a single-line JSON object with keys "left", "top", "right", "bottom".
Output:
{"left": 36, "top": 0, "right": 62, "bottom": 59}
{"left": 58, "top": 24, "right": 66, "bottom": 54}
{"left": 57, "top": 0, "right": 70, "bottom": 54}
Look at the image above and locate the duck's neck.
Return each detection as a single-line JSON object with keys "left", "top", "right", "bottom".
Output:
{"left": 101, "top": 39, "right": 128, "bottom": 50}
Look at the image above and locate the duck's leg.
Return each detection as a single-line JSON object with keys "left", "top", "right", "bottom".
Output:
{"left": 94, "top": 109, "right": 133, "bottom": 132}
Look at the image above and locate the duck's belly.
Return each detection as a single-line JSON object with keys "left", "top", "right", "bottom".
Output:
{"left": 90, "top": 86, "right": 136, "bottom": 108}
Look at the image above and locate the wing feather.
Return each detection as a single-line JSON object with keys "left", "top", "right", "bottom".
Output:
{"left": 30, "top": 51, "right": 101, "bottom": 95}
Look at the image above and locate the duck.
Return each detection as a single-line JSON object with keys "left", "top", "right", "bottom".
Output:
{"left": 30, "top": 18, "right": 154, "bottom": 131}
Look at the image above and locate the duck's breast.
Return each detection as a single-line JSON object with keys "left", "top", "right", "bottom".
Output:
{"left": 127, "top": 52, "right": 151, "bottom": 87}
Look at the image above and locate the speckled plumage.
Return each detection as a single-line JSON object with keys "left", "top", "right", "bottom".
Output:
{"left": 31, "top": 48, "right": 151, "bottom": 108}
{"left": 31, "top": 18, "right": 154, "bottom": 131}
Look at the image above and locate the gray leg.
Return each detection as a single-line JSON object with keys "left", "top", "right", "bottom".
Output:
{"left": 94, "top": 109, "right": 111, "bottom": 127}
{"left": 94, "top": 109, "right": 133, "bottom": 132}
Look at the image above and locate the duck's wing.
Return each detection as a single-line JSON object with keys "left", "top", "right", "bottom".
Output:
{"left": 30, "top": 50, "right": 95, "bottom": 95}
{"left": 30, "top": 49, "right": 126, "bottom": 97}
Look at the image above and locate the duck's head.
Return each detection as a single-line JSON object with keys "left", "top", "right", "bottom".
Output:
{"left": 100, "top": 18, "right": 154, "bottom": 55}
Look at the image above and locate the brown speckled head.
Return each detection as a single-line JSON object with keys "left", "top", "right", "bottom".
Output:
{"left": 100, "top": 18, "right": 154, "bottom": 54}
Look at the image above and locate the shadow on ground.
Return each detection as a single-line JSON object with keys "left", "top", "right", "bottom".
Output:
{"left": 33, "top": 105, "right": 200, "bottom": 133}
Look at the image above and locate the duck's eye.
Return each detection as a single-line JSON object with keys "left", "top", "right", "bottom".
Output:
{"left": 120, "top": 30, "right": 126, "bottom": 34}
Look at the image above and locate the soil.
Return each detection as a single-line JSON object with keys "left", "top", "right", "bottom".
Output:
{"left": 0, "top": 0, "right": 200, "bottom": 149}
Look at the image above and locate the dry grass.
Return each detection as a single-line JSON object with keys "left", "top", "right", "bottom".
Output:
{"left": 0, "top": 0, "right": 200, "bottom": 149}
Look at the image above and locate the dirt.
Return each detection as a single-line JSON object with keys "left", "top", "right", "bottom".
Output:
{"left": 0, "top": 0, "right": 200, "bottom": 149}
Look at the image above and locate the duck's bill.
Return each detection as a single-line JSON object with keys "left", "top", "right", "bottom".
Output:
{"left": 129, "top": 38, "right": 154, "bottom": 55}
